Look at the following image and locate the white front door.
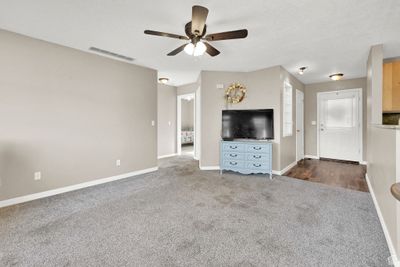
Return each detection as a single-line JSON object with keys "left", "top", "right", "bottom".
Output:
{"left": 318, "top": 89, "right": 362, "bottom": 162}
{"left": 296, "top": 90, "right": 304, "bottom": 161}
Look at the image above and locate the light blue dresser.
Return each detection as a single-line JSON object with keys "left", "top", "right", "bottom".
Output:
{"left": 220, "top": 140, "right": 273, "bottom": 179}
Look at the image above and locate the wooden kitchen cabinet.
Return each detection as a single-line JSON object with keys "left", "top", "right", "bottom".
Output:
{"left": 383, "top": 61, "right": 400, "bottom": 112}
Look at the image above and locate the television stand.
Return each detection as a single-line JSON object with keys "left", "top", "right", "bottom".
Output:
{"left": 220, "top": 140, "right": 273, "bottom": 179}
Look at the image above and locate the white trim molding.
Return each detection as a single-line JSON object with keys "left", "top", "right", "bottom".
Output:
{"left": 157, "top": 153, "right": 177, "bottom": 159}
{"left": 359, "top": 161, "right": 368, "bottom": 165}
{"left": 0, "top": 167, "right": 158, "bottom": 209}
{"left": 366, "top": 173, "right": 399, "bottom": 266}
{"left": 273, "top": 161, "right": 297, "bottom": 176}
{"left": 305, "top": 155, "right": 319, "bottom": 159}
{"left": 199, "top": 166, "right": 220, "bottom": 171}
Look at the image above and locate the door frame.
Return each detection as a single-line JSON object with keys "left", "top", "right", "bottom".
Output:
{"left": 296, "top": 89, "right": 304, "bottom": 161}
{"left": 316, "top": 88, "right": 363, "bottom": 162}
{"left": 177, "top": 93, "right": 196, "bottom": 157}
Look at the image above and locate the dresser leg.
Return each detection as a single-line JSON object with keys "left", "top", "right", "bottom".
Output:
{"left": 269, "top": 172, "right": 273, "bottom": 180}
{"left": 220, "top": 169, "right": 223, "bottom": 175}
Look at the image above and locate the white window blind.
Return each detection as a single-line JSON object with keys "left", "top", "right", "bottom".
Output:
{"left": 283, "top": 82, "right": 293, "bottom": 137}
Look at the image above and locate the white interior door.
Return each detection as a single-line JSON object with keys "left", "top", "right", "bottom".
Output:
{"left": 296, "top": 90, "right": 304, "bottom": 161}
{"left": 318, "top": 89, "right": 362, "bottom": 162}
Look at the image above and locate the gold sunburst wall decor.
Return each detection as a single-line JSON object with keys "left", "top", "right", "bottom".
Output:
{"left": 225, "top": 83, "right": 247, "bottom": 104}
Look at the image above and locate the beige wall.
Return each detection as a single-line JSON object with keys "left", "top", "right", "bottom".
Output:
{"left": 177, "top": 82, "right": 198, "bottom": 96}
{"left": 181, "top": 99, "right": 194, "bottom": 130}
{"left": 0, "top": 29, "right": 157, "bottom": 201}
{"left": 157, "top": 84, "right": 177, "bottom": 157}
{"left": 304, "top": 78, "right": 367, "bottom": 160}
{"left": 200, "top": 67, "right": 285, "bottom": 170}
{"left": 280, "top": 67, "right": 305, "bottom": 169}
{"left": 366, "top": 45, "right": 399, "bottom": 257}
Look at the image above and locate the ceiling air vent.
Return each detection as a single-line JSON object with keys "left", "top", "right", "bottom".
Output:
{"left": 89, "top": 47, "right": 134, "bottom": 62}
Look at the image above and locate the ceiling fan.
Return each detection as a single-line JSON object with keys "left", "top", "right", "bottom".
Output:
{"left": 144, "top": 5, "right": 248, "bottom": 57}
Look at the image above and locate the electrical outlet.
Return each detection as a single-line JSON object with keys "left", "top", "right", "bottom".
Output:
{"left": 168, "top": 121, "right": 171, "bottom": 126}
{"left": 116, "top": 159, "right": 121, "bottom": 167}
{"left": 34, "top": 172, "right": 41, "bottom": 181}
{"left": 151, "top": 120, "right": 155, "bottom": 126}
{"left": 216, "top": 83, "right": 224, "bottom": 89}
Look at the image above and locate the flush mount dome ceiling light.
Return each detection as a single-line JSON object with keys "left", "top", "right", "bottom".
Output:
{"left": 329, "top": 73, "right": 344, "bottom": 81}
{"left": 298, "top": 66, "right": 307, "bottom": 75}
{"left": 144, "top": 5, "right": 248, "bottom": 57}
{"left": 158, "top": 77, "right": 169, "bottom": 84}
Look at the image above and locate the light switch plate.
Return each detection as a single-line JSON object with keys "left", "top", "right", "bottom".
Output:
{"left": 311, "top": 121, "right": 317, "bottom": 125}
{"left": 151, "top": 120, "right": 155, "bottom": 126}
{"left": 216, "top": 84, "right": 224, "bottom": 89}
{"left": 34, "top": 172, "right": 41, "bottom": 180}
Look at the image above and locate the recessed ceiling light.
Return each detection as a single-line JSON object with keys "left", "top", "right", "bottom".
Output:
{"left": 298, "top": 67, "right": 307, "bottom": 75}
{"left": 158, "top": 78, "right": 169, "bottom": 84}
{"left": 329, "top": 73, "right": 344, "bottom": 81}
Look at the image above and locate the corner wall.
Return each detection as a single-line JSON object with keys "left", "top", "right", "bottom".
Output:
{"left": 157, "top": 84, "right": 177, "bottom": 157}
{"left": 0, "top": 29, "right": 158, "bottom": 201}
{"left": 366, "top": 44, "right": 399, "bottom": 261}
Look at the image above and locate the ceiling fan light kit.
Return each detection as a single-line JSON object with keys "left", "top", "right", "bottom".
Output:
{"left": 184, "top": 41, "right": 207, "bottom": 56}
{"left": 144, "top": 5, "right": 248, "bottom": 57}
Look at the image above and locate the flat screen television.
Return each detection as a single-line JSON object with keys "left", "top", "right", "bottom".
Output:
{"left": 221, "top": 109, "right": 274, "bottom": 140}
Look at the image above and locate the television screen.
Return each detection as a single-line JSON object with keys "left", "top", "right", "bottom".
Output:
{"left": 221, "top": 109, "right": 274, "bottom": 140}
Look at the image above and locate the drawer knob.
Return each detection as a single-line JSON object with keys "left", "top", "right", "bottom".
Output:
{"left": 230, "top": 154, "right": 237, "bottom": 157}
{"left": 253, "top": 163, "right": 261, "bottom": 167}
{"left": 229, "top": 162, "right": 238, "bottom": 166}
{"left": 253, "top": 146, "right": 262, "bottom": 150}
{"left": 230, "top": 145, "right": 238, "bottom": 149}
{"left": 253, "top": 155, "right": 262, "bottom": 159}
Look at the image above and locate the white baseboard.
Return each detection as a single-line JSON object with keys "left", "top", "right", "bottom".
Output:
{"left": 366, "top": 173, "right": 399, "bottom": 267}
{"left": 157, "top": 153, "right": 177, "bottom": 159}
{"left": 305, "top": 155, "right": 319, "bottom": 159}
{"left": 359, "top": 161, "right": 368, "bottom": 165}
{"left": 199, "top": 162, "right": 297, "bottom": 176}
{"left": 273, "top": 161, "right": 297, "bottom": 176}
{"left": 0, "top": 167, "right": 158, "bottom": 209}
{"left": 199, "top": 165, "right": 220, "bottom": 170}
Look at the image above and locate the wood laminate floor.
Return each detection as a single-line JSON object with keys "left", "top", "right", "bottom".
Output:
{"left": 284, "top": 158, "right": 368, "bottom": 192}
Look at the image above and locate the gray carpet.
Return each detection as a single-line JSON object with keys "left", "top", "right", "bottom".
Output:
{"left": 0, "top": 156, "right": 389, "bottom": 266}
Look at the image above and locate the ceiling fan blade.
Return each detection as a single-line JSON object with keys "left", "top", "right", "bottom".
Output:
{"left": 204, "top": 42, "right": 220, "bottom": 57}
{"left": 167, "top": 44, "right": 187, "bottom": 56}
{"left": 144, "top": 30, "right": 189, "bottom": 40}
{"left": 191, "top": 5, "right": 209, "bottom": 36}
{"left": 205, "top": 29, "right": 248, "bottom": 41}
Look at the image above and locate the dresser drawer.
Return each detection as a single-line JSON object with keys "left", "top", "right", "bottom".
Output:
{"left": 246, "top": 161, "right": 270, "bottom": 171}
{"left": 246, "top": 153, "right": 269, "bottom": 161}
{"left": 222, "top": 142, "right": 246, "bottom": 152}
{"left": 223, "top": 160, "right": 245, "bottom": 169}
{"left": 246, "top": 144, "right": 270, "bottom": 153}
{"left": 223, "top": 152, "right": 245, "bottom": 160}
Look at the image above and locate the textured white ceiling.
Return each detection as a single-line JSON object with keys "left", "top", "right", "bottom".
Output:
{"left": 0, "top": 0, "right": 399, "bottom": 86}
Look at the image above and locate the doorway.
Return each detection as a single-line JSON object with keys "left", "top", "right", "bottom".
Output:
{"left": 317, "top": 88, "right": 362, "bottom": 162}
{"left": 177, "top": 93, "right": 195, "bottom": 157}
{"left": 296, "top": 89, "right": 304, "bottom": 161}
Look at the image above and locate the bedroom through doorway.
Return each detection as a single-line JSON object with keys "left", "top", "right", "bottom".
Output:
{"left": 177, "top": 93, "right": 195, "bottom": 158}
